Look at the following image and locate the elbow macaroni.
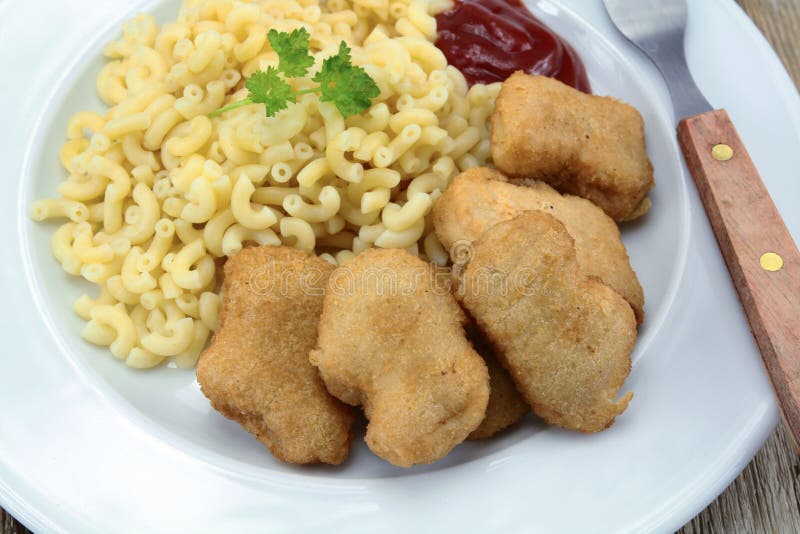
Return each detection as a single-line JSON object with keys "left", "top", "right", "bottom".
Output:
{"left": 33, "top": 0, "right": 499, "bottom": 369}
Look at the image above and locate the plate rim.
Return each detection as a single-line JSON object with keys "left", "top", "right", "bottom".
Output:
{"left": 0, "top": 0, "right": 797, "bottom": 532}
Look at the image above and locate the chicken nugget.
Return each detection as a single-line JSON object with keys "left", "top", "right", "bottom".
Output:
{"left": 433, "top": 167, "right": 644, "bottom": 322}
{"left": 310, "top": 249, "right": 490, "bottom": 467}
{"left": 459, "top": 211, "right": 636, "bottom": 432}
{"left": 466, "top": 324, "right": 529, "bottom": 440}
{"left": 197, "top": 246, "right": 354, "bottom": 465}
{"left": 491, "top": 72, "right": 654, "bottom": 222}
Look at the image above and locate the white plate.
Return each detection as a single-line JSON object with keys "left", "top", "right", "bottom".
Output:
{"left": 1, "top": 0, "right": 798, "bottom": 531}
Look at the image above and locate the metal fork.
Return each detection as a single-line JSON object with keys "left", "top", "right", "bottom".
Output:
{"left": 604, "top": 0, "right": 800, "bottom": 452}
{"left": 604, "top": 0, "right": 710, "bottom": 120}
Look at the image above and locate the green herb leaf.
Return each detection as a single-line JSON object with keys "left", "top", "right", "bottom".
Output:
{"left": 245, "top": 67, "right": 295, "bottom": 117}
{"left": 268, "top": 28, "right": 315, "bottom": 78}
{"left": 313, "top": 42, "right": 380, "bottom": 118}
{"left": 210, "top": 31, "right": 379, "bottom": 120}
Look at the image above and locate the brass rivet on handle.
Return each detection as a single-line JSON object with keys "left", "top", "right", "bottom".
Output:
{"left": 760, "top": 252, "right": 784, "bottom": 272}
{"left": 712, "top": 143, "right": 734, "bottom": 161}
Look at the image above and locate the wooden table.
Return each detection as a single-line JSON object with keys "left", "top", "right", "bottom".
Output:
{"left": 2, "top": 1, "right": 800, "bottom": 532}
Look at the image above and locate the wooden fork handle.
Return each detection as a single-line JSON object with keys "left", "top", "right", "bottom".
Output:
{"left": 678, "top": 109, "right": 800, "bottom": 452}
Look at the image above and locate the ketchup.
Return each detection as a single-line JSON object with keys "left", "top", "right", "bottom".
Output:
{"left": 434, "top": 0, "right": 591, "bottom": 92}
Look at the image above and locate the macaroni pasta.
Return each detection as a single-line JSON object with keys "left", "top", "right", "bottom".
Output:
{"left": 33, "top": 0, "right": 499, "bottom": 369}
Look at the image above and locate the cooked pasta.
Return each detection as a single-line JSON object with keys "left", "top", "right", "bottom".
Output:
{"left": 32, "top": 0, "right": 499, "bottom": 369}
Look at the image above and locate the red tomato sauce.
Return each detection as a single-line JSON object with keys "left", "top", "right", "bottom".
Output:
{"left": 434, "top": 0, "right": 591, "bottom": 92}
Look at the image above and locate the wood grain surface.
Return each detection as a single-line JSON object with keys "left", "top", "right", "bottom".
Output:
{"left": 677, "top": 108, "right": 800, "bottom": 453}
{"left": 679, "top": 1, "right": 800, "bottom": 531}
{"left": 1, "top": 1, "right": 799, "bottom": 533}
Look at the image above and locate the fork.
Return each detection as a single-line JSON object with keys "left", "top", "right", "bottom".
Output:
{"left": 604, "top": 0, "right": 800, "bottom": 451}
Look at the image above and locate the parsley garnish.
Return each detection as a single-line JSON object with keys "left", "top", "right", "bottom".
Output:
{"left": 209, "top": 29, "right": 380, "bottom": 119}
{"left": 269, "top": 28, "right": 315, "bottom": 77}
{"left": 245, "top": 68, "right": 294, "bottom": 116}
{"left": 314, "top": 41, "right": 380, "bottom": 118}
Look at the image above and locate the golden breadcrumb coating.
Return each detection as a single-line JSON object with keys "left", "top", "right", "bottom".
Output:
{"left": 197, "top": 246, "right": 354, "bottom": 465}
{"left": 466, "top": 324, "right": 529, "bottom": 440}
{"left": 310, "top": 249, "right": 489, "bottom": 467}
{"left": 459, "top": 212, "right": 636, "bottom": 433}
{"left": 491, "top": 72, "right": 654, "bottom": 222}
{"left": 433, "top": 167, "right": 644, "bottom": 322}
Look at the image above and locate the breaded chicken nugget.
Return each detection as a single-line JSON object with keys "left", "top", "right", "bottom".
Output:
{"left": 491, "top": 72, "right": 654, "bottom": 222}
{"left": 310, "top": 249, "right": 490, "bottom": 467}
{"left": 197, "top": 246, "right": 354, "bottom": 465}
{"left": 433, "top": 167, "right": 644, "bottom": 322}
{"left": 459, "top": 211, "right": 636, "bottom": 433}
{"left": 466, "top": 324, "right": 529, "bottom": 440}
